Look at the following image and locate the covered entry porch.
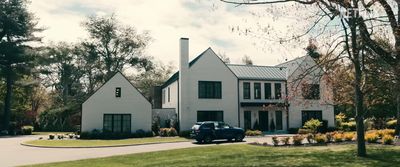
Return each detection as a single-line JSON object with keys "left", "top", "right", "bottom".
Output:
{"left": 240, "top": 103, "right": 288, "bottom": 132}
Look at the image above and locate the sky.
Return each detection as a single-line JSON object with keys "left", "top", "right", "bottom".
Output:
{"left": 28, "top": 0, "right": 319, "bottom": 70}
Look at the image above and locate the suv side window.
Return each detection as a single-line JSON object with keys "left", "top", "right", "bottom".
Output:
{"left": 201, "top": 123, "right": 215, "bottom": 130}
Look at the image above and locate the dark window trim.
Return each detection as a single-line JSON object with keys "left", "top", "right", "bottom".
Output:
{"left": 197, "top": 110, "right": 224, "bottom": 122}
{"left": 103, "top": 114, "right": 131, "bottom": 133}
{"left": 168, "top": 87, "right": 170, "bottom": 102}
{"left": 115, "top": 87, "right": 121, "bottom": 98}
{"left": 198, "top": 81, "right": 222, "bottom": 99}
{"left": 243, "top": 82, "right": 250, "bottom": 99}
{"left": 254, "top": 82, "right": 261, "bottom": 99}
{"left": 264, "top": 83, "right": 272, "bottom": 99}
{"left": 274, "top": 83, "right": 281, "bottom": 99}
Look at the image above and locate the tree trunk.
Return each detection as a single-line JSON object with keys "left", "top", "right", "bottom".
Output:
{"left": 2, "top": 68, "right": 13, "bottom": 131}
{"left": 395, "top": 91, "right": 400, "bottom": 136}
{"left": 350, "top": 13, "right": 367, "bottom": 156}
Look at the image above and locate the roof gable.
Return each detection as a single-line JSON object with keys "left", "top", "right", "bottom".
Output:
{"left": 83, "top": 71, "right": 151, "bottom": 104}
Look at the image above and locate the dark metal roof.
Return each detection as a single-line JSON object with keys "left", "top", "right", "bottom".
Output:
{"left": 227, "top": 64, "right": 287, "bottom": 81}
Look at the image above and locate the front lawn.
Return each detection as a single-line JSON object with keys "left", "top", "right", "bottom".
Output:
{"left": 29, "top": 144, "right": 400, "bottom": 167}
{"left": 23, "top": 137, "right": 189, "bottom": 148}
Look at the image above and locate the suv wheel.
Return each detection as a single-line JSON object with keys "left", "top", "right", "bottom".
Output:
{"left": 235, "top": 134, "right": 244, "bottom": 142}
{"left": 204, "top": 135, "right": 213, "bottom": 144}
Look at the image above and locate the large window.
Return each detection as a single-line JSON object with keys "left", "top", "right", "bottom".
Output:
{"left": 254, "top": 83, "right": 261, "bottom": 99}
{"left": 275, "top": 83, "right": 281, "bottom": 99}
{"left": 103, "top": 114, "right": 131, "bottom": 133}
{"left": 198, "top": 81, "right": 222, "bottom": 99}
{"left": 244, "top": 111, "right": 252, "bottom": 130}
{"left": 197, "top": 111, "right": 223, "bottom": 122}
{"left": 243, "top": 82, "right": 250, "bottom": 99}
{"left": 276, "top": 111, "right": 283, "bottom": 130}
{"left": 302, "top": 84, "right": 320, "bottom": 99}
{"left": 302, "top": 110, "right": 322, "bottom": 125}
{"left": 264, "top": 83, "right": 272, "bottom": 99}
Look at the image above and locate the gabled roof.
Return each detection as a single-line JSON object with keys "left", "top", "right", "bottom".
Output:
{"left": 83, "top": 71, "right": 150, "bottom": 104}
{"left": 275, "top": 56, "right": 306, "bottom": 77}
{"left": 161, "top": 48, "right": 211, "bottom": 89}
{"left": 226, "top": 64, "right": 287, "bottom": 81}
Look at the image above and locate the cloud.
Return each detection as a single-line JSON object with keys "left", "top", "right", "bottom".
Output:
{"left": 28, "top": 0, "right": 322, "bottom": 70}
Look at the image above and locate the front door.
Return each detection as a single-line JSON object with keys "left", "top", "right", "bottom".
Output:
{"left": 244, "top": 111, "right": 252, "bottom": 130}
{"left": 259, "top": 111, "right": 269, "bottom": 131}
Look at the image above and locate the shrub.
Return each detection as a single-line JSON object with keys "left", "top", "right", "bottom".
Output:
{"left": 90, "top": 129, "right": 102, "bottom": 139}
{"left": 167, "top": 128, "right": 178, "bottom": 136}
{"left": 381, "top": 129, "right": 395, "bottom": 137}
{"left": 179, "top": 130, "right": 191, "bottom": 138}
{"left": 341, "top": 121, "right": 356, "bottom": 131}
{"left": 326, "top": 127, "right": 337, "bottom": 132}
{"left": 306, "top": 133, "right": 314, "bottom": 144}
{"left": 57, "top": 134, "right": 64, "bottom": 140}
{"left": 280, "top": 137, "right": 290, "bottom": 145}
{"left": 145, "top": 131, "right": 154, "bottom": 137}
{"left": 135, "top": 129, "right": 146, "bottom": 138}
{"left": 386, "top": 120, "right": 397, "bottom": 129}
{"left": 245, "top": 130, "right": 262, "bottom": 136}
{"left": 344, "top": 132, "right": 355, "bottom": 141}
{"left": 152, "top": 116, "right": 161, "bottom": 136}
{"left": 160, "top": 128, "right": 177, "bottom": 137}
{"left": 49, "top": 134, "right": 55, "bottom": 140}
{"left": 315, "top": 134, "right": 326, "bottom": 144}
{"left": 272, "top": 136, "right": 279, "bottom": 146}
{"left": 68, "top": 134, "right": 74, "bottom": 139}
{"left": 325, "top": 132, "right": 333, "bottom": 143}
{"left": 292, "top": 135, "right": 304, "bottom": 145}
{"left": 21, "top": 126, "right": 34, "bottom": 135}
{"left": 303, "top": 119, "right": 322, "bottom": 133}
{"left": 288, "top": 128, "right": 299, "bottom": 134}
{"left": 365, "top": 132, "right": 379, "bottom": 143}
{"left": 333, "top": 133, "right": 344, "bottom": 142}
{"left": 382, "top": 135, "right": 394, "bottom": 145}
{"left": 79, "top": 132, "right": 90, "bottom": 139}
{"left": 298, "top": 128, "right": 312, "bottom": 134}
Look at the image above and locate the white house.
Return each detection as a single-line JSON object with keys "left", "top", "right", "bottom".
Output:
{"left": 161, "top": 38, "right": 335, "bottom": 131}
{"left": 81, "top": 72, "right": 152, "bottom": 133}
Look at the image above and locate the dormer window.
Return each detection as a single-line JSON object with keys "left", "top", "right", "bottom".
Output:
{"left": 115, "top": 87, "right": 121, "bottom": 97}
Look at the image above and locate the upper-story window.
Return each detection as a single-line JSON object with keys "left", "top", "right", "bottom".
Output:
{"left": 264, "top": 83, "right": 272, "bottom": 99}
{"left": 115, "top": 87, "right": 121, "bottom": 98}
{"left": 302, "top": 84, "right": 320, "bottom": 99}
{"left": 168, "top": 87, "right": 170, "bottom": 102}
{"left": 162, "top": 89, "right": 165, "bottom": 104}
{"left": 198, "top": 81, "right": 222, "bottom": 99}
{"left": 254, "top": 83, "right": 261, "bottom": 99}
{"left": 243, "top": 82, "right": 250, "bottom": 99}
{"left": 275, "top": 83, "right": 282, "bottom": 99}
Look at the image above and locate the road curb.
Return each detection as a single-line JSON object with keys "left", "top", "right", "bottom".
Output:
{"left": 20, "top": 140, "right": 192, "bottom": 149}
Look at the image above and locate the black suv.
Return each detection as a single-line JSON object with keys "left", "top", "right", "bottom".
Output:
{"left": 190, "top": 121, "right": 245, "bottom": 143}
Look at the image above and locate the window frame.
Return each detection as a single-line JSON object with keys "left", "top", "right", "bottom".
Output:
{"left": 254, "top": 82, "right": 261, "bottom": 99}
{"left": 275, "top": 111, "right": 283, "bottom": 130}
{"left": 301, "top": 110, "right": 322, "bottom": 125}
{"left": 115, "top": 87, "right": 121, "bottom": 98}
{"left": 198, "top": 81, "right": 222, "bottom": 99}
{"left": 302, "top": 84, "right": 320, "bottom": 100}
{"left": 243, "top": 82, "right": 251, "bottom": 99}
{"left": 103, "top": 114, "right": 131, "bottom": 133}
{"left": 274, "top": 83, "right": 281, "bottom": 99}
{"left": 264, "top": 83, "right": 272, "bottom": 99}
{"left": 197, "top": 111, "right": 224, "bottom": 122}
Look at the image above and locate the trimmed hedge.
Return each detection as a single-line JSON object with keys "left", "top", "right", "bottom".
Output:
{"left": 21, "top": 126, "right": 34, "bottom": 135}
{"left": 80, "top": 129, "right": 153, "bottom": 139}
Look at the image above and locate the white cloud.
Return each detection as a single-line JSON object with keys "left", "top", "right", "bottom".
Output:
{"left": 28, "top": 0, "right": 325, "bottom": 70}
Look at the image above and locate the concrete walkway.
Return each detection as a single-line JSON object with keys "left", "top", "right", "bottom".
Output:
{"left": 0, "top": 135, "right": 268, "bottom": 167}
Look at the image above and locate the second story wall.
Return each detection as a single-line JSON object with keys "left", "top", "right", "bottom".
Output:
{"left": 161, "top": 80, "right": 178, "bottom": 109}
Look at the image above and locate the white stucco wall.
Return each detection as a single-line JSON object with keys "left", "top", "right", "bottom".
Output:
{"left": 82, "top": 72, "right": 152, "bottom": 132}
{"left": 179, "top": 48, "right": 239, "bottom": 130}
{"left": 162, "top": 81, "right": 178, "bottom": 109}
{"left": 286, "top": 56, "right": 335, "bottom": 128}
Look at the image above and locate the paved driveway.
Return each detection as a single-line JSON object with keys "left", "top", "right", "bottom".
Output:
{"left": 0, "top": 135, "right": 279, "bottom": 167}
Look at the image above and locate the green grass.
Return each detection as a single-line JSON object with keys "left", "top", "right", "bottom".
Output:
{"left": 23, "top": 137, "right": 189, "bottom": 147}
{"left": 32, "top": 132, "right": 73, "bottom": 135}
{"left": 28, "top": 144, "right": 400, "bottom": 167}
